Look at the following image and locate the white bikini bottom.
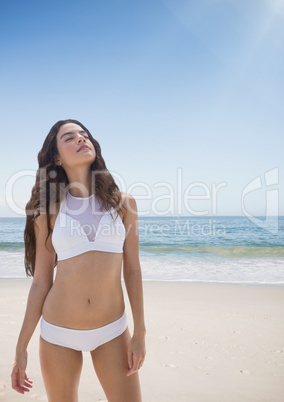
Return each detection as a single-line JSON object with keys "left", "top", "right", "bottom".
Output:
{"left": 40, "top": 312, "right": 128, "bottom": 352}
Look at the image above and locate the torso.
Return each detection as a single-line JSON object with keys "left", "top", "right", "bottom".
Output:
{"left": 42, "top": 198, "right": 126, "bottom": 330}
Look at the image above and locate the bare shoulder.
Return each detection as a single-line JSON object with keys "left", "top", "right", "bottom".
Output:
{"left": 120, "top": 192, "right": 138, "bottom": 218}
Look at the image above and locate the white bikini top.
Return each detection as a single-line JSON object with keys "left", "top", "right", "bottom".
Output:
{"left": 52, "top": 191, "right": 126, "bottom": 261}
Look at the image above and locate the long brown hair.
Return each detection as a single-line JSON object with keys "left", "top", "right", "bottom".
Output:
{"left": 24, "top": 119, "right": 126, "bottom": 277}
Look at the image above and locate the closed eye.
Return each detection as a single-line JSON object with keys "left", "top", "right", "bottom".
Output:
{"left": 64, "top": 133, "right": 89, "bottom": 142}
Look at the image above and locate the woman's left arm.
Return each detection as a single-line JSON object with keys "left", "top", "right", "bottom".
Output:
{"left": 122, "top": 193, "right": 146, "bottom": 376}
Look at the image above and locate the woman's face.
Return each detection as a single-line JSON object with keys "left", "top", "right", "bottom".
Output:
{"left": 55, "top": 123, "right": 96, "bottom": 169}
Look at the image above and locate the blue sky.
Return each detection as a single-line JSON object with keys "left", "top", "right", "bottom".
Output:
{"left": 0, "top": 0, "right": 283, "bottom": 217}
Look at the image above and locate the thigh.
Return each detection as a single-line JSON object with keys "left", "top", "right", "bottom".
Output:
{"left": 90, "top": 328, "right": 142, "bottom": 402}
{"left": 39, "top": 336, "right": 83, "bottom": 402}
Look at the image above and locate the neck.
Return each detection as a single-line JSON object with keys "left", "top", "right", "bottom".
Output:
{"left": 65, "top": 166, "right": 93, "bottom": 197}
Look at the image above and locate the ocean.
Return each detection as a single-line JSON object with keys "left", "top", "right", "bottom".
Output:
{"left": 0, "top": 216, "right": 283, "bottom": 286}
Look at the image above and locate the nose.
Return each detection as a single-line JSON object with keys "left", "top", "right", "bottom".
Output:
{"left": 77, "top": 133, "right": 86, "bottom": 143}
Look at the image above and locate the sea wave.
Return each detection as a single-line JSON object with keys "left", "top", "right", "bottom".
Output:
{"left": 0, "top": 242, "right": 24, "bottom": 251}
{"left": 140, "top": 244, "right": 284, "bottom": 258}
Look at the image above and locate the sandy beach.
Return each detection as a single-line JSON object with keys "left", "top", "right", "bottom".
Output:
{"left": 0, "top": 279, "right": 283, "bottom": 402}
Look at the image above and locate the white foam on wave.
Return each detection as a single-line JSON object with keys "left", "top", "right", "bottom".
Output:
{"left": 0, "top": 250, "right": 26, "bottom": 278}
{"left": 140, "top": 255, "right": 284, "bottom": 284}
{"left": 1, "top": 249, "right": 284, "bottom": 285}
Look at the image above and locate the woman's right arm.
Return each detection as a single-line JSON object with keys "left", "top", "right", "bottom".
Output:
{"left": 11, "top": 213, "right": 56, "bottom": 394}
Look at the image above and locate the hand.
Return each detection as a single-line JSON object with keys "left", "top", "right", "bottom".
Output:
{"left": 11, "top": 350, "right": 33, "bottom": 394}
{"left": 127, "top": 334, "right": 146, "bottom": 377}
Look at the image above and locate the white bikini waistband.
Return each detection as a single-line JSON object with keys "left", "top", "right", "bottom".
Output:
{"left": 40, "top": 312, "right": 128, "bottom": 352}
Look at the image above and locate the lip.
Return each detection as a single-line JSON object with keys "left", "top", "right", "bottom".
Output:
{"left": 77, "top": 144, "right": 90, "bottom": 152}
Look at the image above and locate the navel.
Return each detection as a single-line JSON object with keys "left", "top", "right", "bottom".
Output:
{"left": 87, "top": 298, "right": 91, "bottom": 304}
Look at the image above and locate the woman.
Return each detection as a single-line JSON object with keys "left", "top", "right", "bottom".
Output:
{"left": 11, "top": 119, "right": 146, "bottom": 402}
